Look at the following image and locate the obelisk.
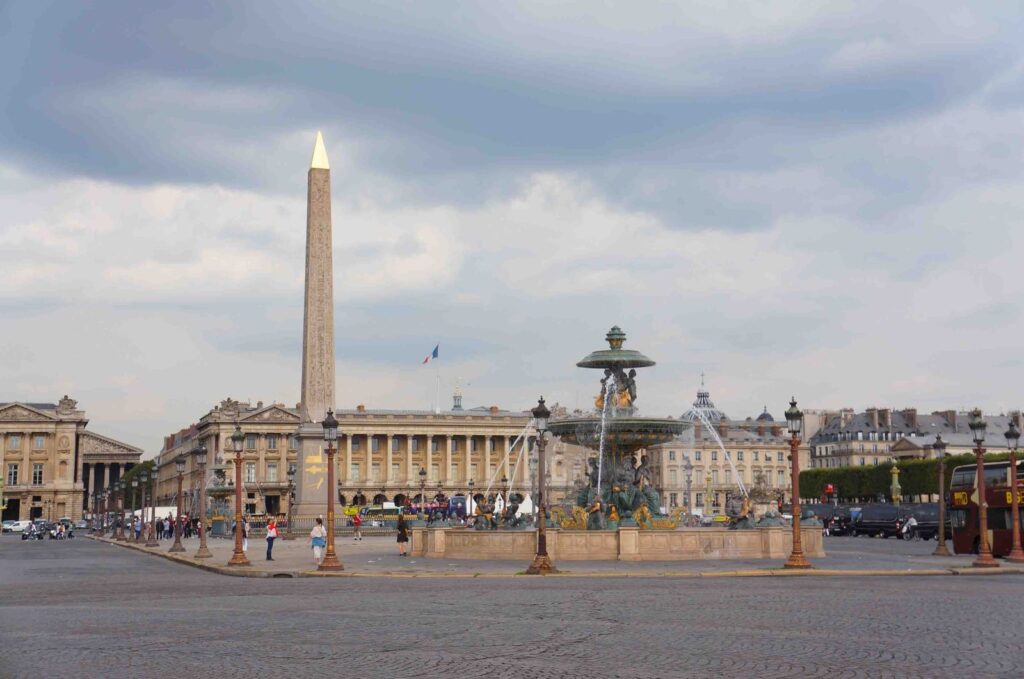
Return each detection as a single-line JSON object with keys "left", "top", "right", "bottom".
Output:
{"left": 293, "top": 131, "right": 336, "bottom": 517}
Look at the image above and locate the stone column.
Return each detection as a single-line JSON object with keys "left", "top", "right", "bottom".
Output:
{"left": 464, "top": 436, "right": 472, "bottom": 484}
{"left": 405, "top": 436, "right": 414, "bottom": 484}
{"left": 445, "top": 435, "right": 453, "bottom": 483}
{"left": 484, "top": 438, "right": 492, "bottom": 485}
{"left": 385, "top": 435, "right": 394, "bottom": 484}
{"left": 426, "top": 437, "right": 433, "bottom": 481}
{"left": 344, "top": 435, "right": 352, "bottom": 483}
{"left": 367, "top": 434, "right": 375, "bottom": 484}
{"left": 104, "top": 463, "right": 112, "bottom": 490}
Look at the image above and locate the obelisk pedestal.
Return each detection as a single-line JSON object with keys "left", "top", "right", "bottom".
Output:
{"left": 293, "top": 131, "right": 338, "bottom": 518}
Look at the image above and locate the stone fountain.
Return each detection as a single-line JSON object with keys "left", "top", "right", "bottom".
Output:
{"left": 548, "top": 326, "right": 690, "bottom": 527}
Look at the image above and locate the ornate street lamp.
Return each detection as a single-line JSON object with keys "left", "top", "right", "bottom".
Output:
{"left": 932, "top": 435, "right": 951, "bottom": 557}
{"left": 139, "top": 469, "right": 154, "bottom": 547}
{"left": 146, "top": 465, "right": 159, "bottom": 546}
{"left": 1004, "top": 419, "right": 1024, "bottom": 563}
{"left": 169, "top": 455, "right": 186, "bottom": 553}
{"left": 115, "top": 481, "right": 127, "bottom": 541}
{"left": 968, "top": 409, "right": 998, "bottom": 567}
{"left": 526, "top": 397, "right": 558, "bottom": 575}
{"left": 418, "top": 467, "right": 427, "bottom": 520}
{"left": 319, "top": 409, "right": 344, "bottom": 571}
{"left": 783, "top": 397, "right": 811, "bottom": 569}
{"left": 286, "top": 463, "right": 297, "bottom": 540}
{"left": 131, "top": 476, "right": 140, "bottom": 542}
{"left": 194, "top": 442, "right": 212, "bottom": 558}
{"left": 227, "top": 424, "right": 250, "bottom": 566}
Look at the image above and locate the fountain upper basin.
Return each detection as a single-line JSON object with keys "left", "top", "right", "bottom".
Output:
{"left": 549, "top": 416, "right": 690, "bottom": 450}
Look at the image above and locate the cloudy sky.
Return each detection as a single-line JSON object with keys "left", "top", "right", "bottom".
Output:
{"left": 3, "top": 2, "right": 1024, "bottom": 455}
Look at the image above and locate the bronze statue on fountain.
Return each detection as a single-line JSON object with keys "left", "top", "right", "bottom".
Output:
{"left": 548, "top": 327, "right": 691, "bottom": 527}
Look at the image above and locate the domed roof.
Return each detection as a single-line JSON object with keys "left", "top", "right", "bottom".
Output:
{"left": 681, "top": 382, "right": 728, "bottom": 423}
{"left": 756, "top": 406, "right": 774, "bottom": 422}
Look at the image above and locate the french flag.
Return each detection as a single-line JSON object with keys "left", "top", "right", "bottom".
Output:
{"left": 422, "top": 344, "right": 439, "bottom": 364}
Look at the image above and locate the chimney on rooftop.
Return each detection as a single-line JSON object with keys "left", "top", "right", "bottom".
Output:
{"left": 356, "top": 404, "right": 366, "bottom": 413}
{"left": 879, "top": 408, "right": 891, "bottom": 428}
{"left": 902, "top": 408, "right": 917, "bottom": 430}
{"left": 867, "top": 407, "right": 878, "bottom": 429}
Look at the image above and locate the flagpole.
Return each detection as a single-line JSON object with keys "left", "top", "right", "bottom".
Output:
{"left": 435, "top": 368, "right": 440, "bottom": 414}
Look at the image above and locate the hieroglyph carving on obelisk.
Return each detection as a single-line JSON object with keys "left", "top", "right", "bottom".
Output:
{"left": 300, "top": 131, "right": 335, "bottom": 424}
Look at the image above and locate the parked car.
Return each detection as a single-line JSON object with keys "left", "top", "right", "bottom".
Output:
{"left": 850, "top": 504, "right": 910, "bottom": 538}
{"left": 2, "top": 520, "right": 15, "bottom": 533}
{"left": 75, "top": 520, "right": 89, "bottom": 530}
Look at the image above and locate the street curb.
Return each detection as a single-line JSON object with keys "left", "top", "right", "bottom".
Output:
{"left": 87, "top": 536, "right": 1024, "bottom": 579}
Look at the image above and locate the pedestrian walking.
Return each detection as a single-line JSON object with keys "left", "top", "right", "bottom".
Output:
{"left": 310, "top": 517, "right": 327, "bottom": 565}
{"left": 396, "top": 514, "right": 409, "bottom": 557}
{"left": 352, "top": 513, "right": 363, "bottom": 541}
{"left": 266, "top": 517, "right": 278, "bottom": 561}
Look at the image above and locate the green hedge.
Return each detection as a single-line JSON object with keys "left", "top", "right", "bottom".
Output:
{"left": 799, "top": 452, "right": 1011, "bottom": 500}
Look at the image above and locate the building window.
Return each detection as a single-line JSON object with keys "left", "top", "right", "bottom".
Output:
{"left": 694, "top": 451, "right": 701, "bottom": 461}
{"left": 245, "top": 463, "right": 256, "bottom": 483}
{"left": 470, "top": 438, "right": 477, "bottom": 452}
{"left": 431, "top": 439, "right": 439, "bottom": 453}
{"left": 860, "top": 457, "right": 865, "bottom": 466}
{"left": 288, "top": 436, "right": 298, "bottom": 450}
{"left": 352, "top": 438, "right": 360, "bottom": 451}
{"left": 470, "top": 464, "right": 478, "bottom": 481}
{"left": 267, "top": 463, "right": 278, "bottom": 482}
{"left": 371, "top": 437, "right": 380, "bottom": 453}
{"left": 351, "top": 463, "right": 361, "bottom": 481}
{"left": 669, "top": 469, "right": 677, "bottom": 485}
{"left": 668, "top": 451, "right": 676, "bottom": 461}
{"left": 32, "top": 463, "right": 44, "bottom": 485}
{"left": 245, "top": 434, "right": 257, "bottom": 450}
{"left": 430, "top": 464, "right": 439, "bottom": 481}
{"left": 411, "top": 437, "right": 421, "bottom": 452}
{"left": 33, "top": 435, "right": 45, "bottom": 449}
{"left": 725, "top": 469, "right": 733, "bottom": 484}
{"left": 669, "top": 492, "right": 678, "bottom": 506}
{"left": 6, "top": 463, "right": 18, "bottom": 485}
{"left": 736, "top": 451, "right": 744, "bottom": 461}
{"left": 267, "top": 435, "right": 278, "bottom": 450}
{"left": 695, "top": 492, "right": 703, "bottom": 507}
{"left": 449, "top": 465, "right": 458, "bottom": 480}
{"left": 711, "top": 469, "right": 719, "bottom": 484}
{"left": 391, "top": 463, "right": 400, "bottom": 481}
{"left": 777, "top": 470, "right": 785, "bottom": 486}
{"left": 777, "top": 452, "right": 783, "bottom": 462}
{"left": 8, "top": 434, "right": 21, "bottom": 450}
{"left": 391, "top": 438, "right": 398, "bottom": 452}
{"left": 752, "top": 451, "right": 758, "bottom": 461}
{"left": 372, "top": 464, "right": 381, "bottom": 482}
{"left": 711, "top": 451, "right": 718, "bottom": 461}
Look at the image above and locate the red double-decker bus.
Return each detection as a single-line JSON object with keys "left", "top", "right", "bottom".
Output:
{"left": 948, "top": 459, "right": 1024, "bottom": 556}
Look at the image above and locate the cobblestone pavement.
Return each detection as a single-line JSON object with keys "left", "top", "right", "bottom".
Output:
{"left": 2, "top": 537, "right": 1023, "bottom": 678}
{"left": 67, "top": 531, "right": 1006, "bottom": 575}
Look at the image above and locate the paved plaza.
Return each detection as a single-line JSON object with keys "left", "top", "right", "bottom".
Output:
{"left": 2, "top": 536, "right": 1023, "bottom": 678}
{"left": 72, "top": 530, "right": 1021, "bottom": 576}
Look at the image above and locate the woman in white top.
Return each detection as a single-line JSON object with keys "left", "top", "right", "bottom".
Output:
{"left": 310, "top": 517, "right": 327, "bottom": 565}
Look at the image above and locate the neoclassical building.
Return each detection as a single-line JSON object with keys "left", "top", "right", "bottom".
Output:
{"left": 156, "top": 394, "right": 590, "bottom": 518}
{"left": 1, "top": 397, "right": 143, "bottom": 522}
{"left": 646, "top": 385, "right": 792, "bottom": 515}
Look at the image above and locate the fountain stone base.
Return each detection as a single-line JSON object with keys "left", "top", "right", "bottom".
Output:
{"left": 411, "top": 526, "right": 825, "bottom": 561}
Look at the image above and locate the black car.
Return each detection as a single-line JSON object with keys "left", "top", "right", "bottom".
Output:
{"left": 901, "top": 503, "right": 950, "bottom": 540}
{"left": 850, "top": 504, "right": 909, "bottom": 538}
{"left": 826, "top": 505, "right": 860, "bottom": 536}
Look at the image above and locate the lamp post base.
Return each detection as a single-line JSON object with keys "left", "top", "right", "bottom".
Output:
{"left": 783, "top": 552, "right": 813, "bottom": 569}
{"left": 932, "top": 543, "right": 951, "bottom": 557}
{"left": 227, "top": 552, "right": 251, "bottom": 567}
{"left": 318, "top": 554, "right": 344, "bottom": 571}
{"left": 1007, "top": 550, "right": 1024, "bottom": 564}
{"left": 525, "top": 554, "right": 559, "bottom": 575}
{"left": 194, "top": 545, "right": 212, "bottom": 559}
{"left": 972, "top": 553, "right": 1000, "bottom": 568}
{"left": 168, "top": 543, "right": 186, "bottom": 553}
